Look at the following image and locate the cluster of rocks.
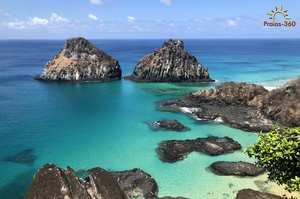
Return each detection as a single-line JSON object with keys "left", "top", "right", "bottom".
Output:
{"left": 160, "top": 78, "right": 300, "bottom": 132}
{"left": 24, "top": 164, "right": 186, "bottom": 199}
{"left": 150, "top": 120, "right": 190, "bottom": 132}
{"left": 156, "top": 136, "right": 241, "bottom": 162}
{"left": 38, "top": 38, "right": 214, "bottom": 83}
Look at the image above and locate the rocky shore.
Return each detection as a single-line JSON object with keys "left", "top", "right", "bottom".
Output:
{"left": 160, "top": 78, "right": 300, "bottom": 132}
{"left": 38, "top": 37, "right": 122, "bottom": 81}
{"left": 209, "top": 161, "right": 265, "bottom": 177}
{"left": 25, "top": 164, "right": 186, "bottom": 199}
{"left": 156, "top": 136, "right": 241, "bottom": 162}
{"left": 125, "top": 39, "right": 214, "bottom": 82}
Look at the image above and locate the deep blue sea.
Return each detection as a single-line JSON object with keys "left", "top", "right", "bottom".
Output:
{"left": 0, "top": 39, "right": 300, "bottom": 199}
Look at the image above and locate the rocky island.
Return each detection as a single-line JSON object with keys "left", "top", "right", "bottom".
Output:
{"left": 38, "top": 37, "right": 122, "bottom": 81}
{"left": 208, "top": 161, "right": 265, "bottom": 177}
{"left": 125, "top": 39, "right": 214, "bottom": 82}
{"left": 25, "top": 164, "right": 186, "bottom": 199}
{"left": 156, "top": 136, "right": 241, "bottom": 163}
{"left": 150, "top": 120, "right": 190, "bottom": 132}
{"left": 160, "top": 78, "right": 300, "bottom": 132}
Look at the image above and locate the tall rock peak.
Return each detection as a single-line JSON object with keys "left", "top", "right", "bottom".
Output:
{"left": 38, "top": 37, "right": 122, "bottom": 82}
{"left": 125, "top": 39, "right": 214, "bottom": 82}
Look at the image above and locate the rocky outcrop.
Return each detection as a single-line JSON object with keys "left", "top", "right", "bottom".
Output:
{"left": 209, "top": 161, "right": 265, "bottom": 177}
{"left": 156, "top": 136, "right": 241, "bottom": 163}
{"left": 38, "top": 37, "right": 122, "bottom": 81}
{"left": 150, "top": 120, "right": 190, "bottom": 132}
{"left": 125, "top": 39, "right": 213, "bottom": 82}
{"left": 25, "top": 164, "right": 186, "bottom": 199}
{"left": 160, "top": 78, "right": 300, "bottom": 132}
{"left": 236, "top": 189, "right": 285, "bottom": 199}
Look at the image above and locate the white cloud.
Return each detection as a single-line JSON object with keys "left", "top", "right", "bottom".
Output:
{"left": 89, "top": 0, "right": 104, "bottom": 5}
{"left": 88, "top": 14, "right": 99, "bottom": 21}
{"left": 7, "top": 21, "right": 26, "bottom": 30}
{"left": 30, "top": 17, "right": 49, "bottom": 25}
{"left": 226, "top": 19, "right": 238, "bottom": 27}
{"left": 50, "top": 13, "right": 69, "bottom": 23}
{"left": 6, "top": 13, "right": 70, "bottom": 29}
{"left": 127, "top": 16, "right": 136, "bottom": 23}
{"left": 160, "top": 0, "right": 172, "bottom": 6}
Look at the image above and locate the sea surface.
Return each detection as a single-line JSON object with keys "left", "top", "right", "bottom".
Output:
{"left": 0, "top": 39, "right": 300, "bottom": 199}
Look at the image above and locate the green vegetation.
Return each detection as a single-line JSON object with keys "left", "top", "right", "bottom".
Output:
{"left": 246, "top": 127, "right": 300, "bottom": 192}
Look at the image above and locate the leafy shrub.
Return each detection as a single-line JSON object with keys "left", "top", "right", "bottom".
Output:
{"left": 246, "top": 127, "right": 300, "bottom": 192}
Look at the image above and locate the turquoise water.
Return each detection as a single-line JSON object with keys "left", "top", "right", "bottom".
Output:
{"left": 0, "top": 39, "right": 300, "bottom": 199}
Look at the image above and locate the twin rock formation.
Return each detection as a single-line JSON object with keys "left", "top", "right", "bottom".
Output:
{"left": 38, "top": 38, "right": 213, "bottom": 82}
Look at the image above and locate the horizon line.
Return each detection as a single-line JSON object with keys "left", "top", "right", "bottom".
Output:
{"left": 1, "top": 37, "right": 300, "bottom": 41}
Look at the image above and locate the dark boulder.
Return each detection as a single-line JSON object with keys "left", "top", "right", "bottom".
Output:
{"left": 112, "top": 168, "right": 158, "bottom": 199}
{"left": 24, "top": 164, "right": 92, "bottom": 199}
{"left": 209, "top": 161, "right": 265, "bottom": 177}
{"left": 236, "top": 189, "right": 285, "bottom": 199}
{"left": 156, "top": 136, "right": 241, "bottom": 163}
{"left": 38, "top": 37, "right": 122, "bottom": 82}
{"left": 125, "top": 39, "right": 213, "bottom": 82}
{"left": 150, "top": 120, "right": 190, "bottom": 132}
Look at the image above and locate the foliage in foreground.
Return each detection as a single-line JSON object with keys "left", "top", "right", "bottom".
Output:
{"left": 246, "top": 127, "right": 300, "bottom": 192}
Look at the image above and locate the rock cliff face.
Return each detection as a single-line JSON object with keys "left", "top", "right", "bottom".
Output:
{"left": 39, "top": 37, "right": 122, "bottom": 81}
{"left": 125, "top": 39, "right": 213, "bottom": 82}
{"left": 160, "top": 77, "right": 300, "bottom": 132}
{"left": 24, "top": 164, "right": 186, "bottom": 199}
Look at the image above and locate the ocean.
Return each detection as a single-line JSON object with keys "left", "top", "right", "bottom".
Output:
{"left": 0, "top": 39, "right": 300, "bottom": 199}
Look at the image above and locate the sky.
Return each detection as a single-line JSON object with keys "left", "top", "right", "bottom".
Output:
{"left": 0, "top": 0, "right": 299, "bottom": 39}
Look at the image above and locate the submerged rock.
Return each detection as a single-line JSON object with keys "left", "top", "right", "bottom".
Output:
{"left": 150, "top": 120, "right": 190, "bottom": 132}
{"left": 236, "top": 189, "right": 285, "bottom": 199}
{"left": 38, "top": 37, "right": 122, "bottom": 81}
{"left": 209, "top": 161, "right": 265, "bottom": 177}
{"left": 156, "top": 136, "right": 241, "bottom": 163}
{"left": 25, "top": 164, "right": 186, "bottom": 199}
{"left": 160, "top": 78, "right": 300, "bottom": 132}
{"left": 3, "top": 149, "right": 37, "bottom": 166}
{"left": 125, "top": 39, "right": 214, "bottom": 82}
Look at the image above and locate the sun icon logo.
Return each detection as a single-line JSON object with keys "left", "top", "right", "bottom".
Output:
{"left": 267, "top": 5, "right": 291, "bottom": 22}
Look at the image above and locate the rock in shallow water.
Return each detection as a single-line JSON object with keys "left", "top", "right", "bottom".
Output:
{"left": 236, "top": 189, "right": 285, "bottom": 199}
{"left": 2, "top": 149, "right": 37, "bottom": 166}
{"left": 150, "top": 120, "right": 190, "bottom": 132}
{"left": 209, "top": 161, "right": 265, "bottom": 177}
{"left": 160, "top": 78, "right": 300, "bottom": 132}
{"left": 38, "top": 37, "right": 122, "bottom": 82}
{"left": 125, "top": 39, "right": 214, "bottom": 82}
{"left": 24, "top": 164, "right": 186, "bottom": 199}
{"left": 156, "top": 136, "right": 241, "bottom": 163}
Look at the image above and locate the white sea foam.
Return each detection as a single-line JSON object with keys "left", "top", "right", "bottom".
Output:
{"left": 214, "top": 117, "right": 224, "bottom": 123}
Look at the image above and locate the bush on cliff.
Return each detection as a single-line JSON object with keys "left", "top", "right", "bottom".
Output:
{"left": 246, "top": 127, "right": 300, "bottom": 192}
